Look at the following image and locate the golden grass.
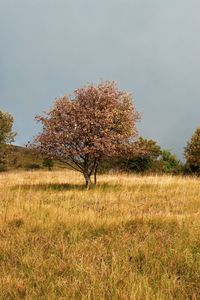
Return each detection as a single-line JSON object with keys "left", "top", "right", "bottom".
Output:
{"left": 0, "top": 170, "right": 200, "bottom": 299}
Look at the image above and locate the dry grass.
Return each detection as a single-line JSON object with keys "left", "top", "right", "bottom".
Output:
{"left": 0, "top": 170, "right": 200, "bottom": 299}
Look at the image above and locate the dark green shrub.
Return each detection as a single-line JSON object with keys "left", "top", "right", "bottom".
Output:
{"left": 159, "top": 150, "right": 183, "bottom": 174}
{"left": 42, "top": 158, "right": 54, "bottom": 171}
{"left": 121, "top": 137, "right": 162, "bottom": 173}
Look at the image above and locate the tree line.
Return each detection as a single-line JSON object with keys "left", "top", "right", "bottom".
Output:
{"left": 1, "top": 81, "right": 200, "bottom": 187}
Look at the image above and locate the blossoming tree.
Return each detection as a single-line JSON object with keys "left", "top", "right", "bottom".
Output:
{"left": 31, "top": 81, "right": 141, "bottom": 188}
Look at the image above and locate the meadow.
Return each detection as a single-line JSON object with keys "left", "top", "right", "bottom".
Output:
{"left": 0, "top": 170, "right": 200, "bottom": 299}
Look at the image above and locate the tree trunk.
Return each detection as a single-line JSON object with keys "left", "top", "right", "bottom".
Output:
{"left": 94, "top": 164, "right": 98, "bottom": 185}
{"left": 84, "top": 173, "right": 91, "bottom": 190}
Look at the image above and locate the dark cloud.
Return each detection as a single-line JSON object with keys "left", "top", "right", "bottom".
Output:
{"left": 1, "top": 0, "right": 200, "bottom": 158}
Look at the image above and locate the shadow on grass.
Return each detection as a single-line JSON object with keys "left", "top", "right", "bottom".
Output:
{"left": 11, "top": 182, "right": 154, "bottom": 193}
{"left": 11, "top": 182, "right": 125, "bottom": 192}
{"left": 12, "top": 183, "right": 86, "bottom": 192}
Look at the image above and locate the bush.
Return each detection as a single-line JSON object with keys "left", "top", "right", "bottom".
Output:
{"left": 121, "top": 137, "right": 162, "bottom": 173}
{"left": 159, "top": 150, "right": 183, "bottom": 175}
{"left": 120, "top": 146, "right": 183, "bottom": 175}
{"left": 122, "top": 156, "right": 152, "bottom": 173}
{"left": 42, "top": 158, "right": 54, "bottom": 171}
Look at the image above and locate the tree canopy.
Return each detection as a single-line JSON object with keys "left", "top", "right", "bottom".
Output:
{"left": 184, "top": 127, "right": 200, "bottom": 174}
{"left": 31, "top": 81, "right": 141, "bottom": 188}
{"left": 0, "top": 110, "right": 16, "bottom": 171}
{"left": 0, "top": 110, "right": 16, "bottom": 145}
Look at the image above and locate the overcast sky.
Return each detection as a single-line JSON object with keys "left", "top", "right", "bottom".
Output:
{"left": 1, "top": 0, "right": 200, "bottom": 159}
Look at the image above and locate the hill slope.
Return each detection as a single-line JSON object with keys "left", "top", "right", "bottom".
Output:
{"left": 7, "top": 145, "right": 66, "bottom": 170}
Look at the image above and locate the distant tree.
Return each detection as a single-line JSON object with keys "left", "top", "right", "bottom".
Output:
{"left": 30, "top": 81, "right": 141, "bottom": 188}
{"left": 0, "top": 110, "right": 16, "bottom": 171}
{"left": 43, "top": 158, "right": 54, "bottom": 171}
{"left": 122, "top": 137, "right": 161, "bottom": 172}
{"left": 184, "top": 128, "right": 200, "bottom": 174}
{"left": 160, "top": 150, "right": 182, "bottom": 174}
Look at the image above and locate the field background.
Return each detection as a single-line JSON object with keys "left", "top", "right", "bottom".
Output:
{"left": 0, "top": 170, "right": 200, "bottom": 299}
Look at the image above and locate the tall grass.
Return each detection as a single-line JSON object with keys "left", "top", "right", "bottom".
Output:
{"left": 0, "top": 170, "right": 200, "bottom": 299}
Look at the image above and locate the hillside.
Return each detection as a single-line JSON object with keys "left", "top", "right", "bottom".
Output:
{"left": 0, "top": 170, "right": 200, "bottom": 299}
{"left": 7, "top": 145, "right": 66, "bottom": 170}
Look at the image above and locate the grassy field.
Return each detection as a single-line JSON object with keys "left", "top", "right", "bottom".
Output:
{"left": 0, "top": 170, "right": 200, "bottom": 299}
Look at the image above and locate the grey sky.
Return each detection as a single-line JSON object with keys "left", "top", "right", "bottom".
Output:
{"left": 1, "top": 0, "right": 200, "bottom": 159}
